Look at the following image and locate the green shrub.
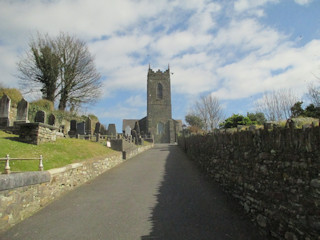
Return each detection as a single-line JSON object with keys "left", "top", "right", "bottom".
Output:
{"left": 30, "top": 99, "right": 54, "bottom": 111}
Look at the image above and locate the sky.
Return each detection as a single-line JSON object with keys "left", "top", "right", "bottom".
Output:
{"left": 1, "top": 0, "right": 320, "bottom": 131}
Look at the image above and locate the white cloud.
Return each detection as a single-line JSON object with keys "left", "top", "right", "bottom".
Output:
{"left": 125, "top": 95, "right": 146, "bottom": 107}
{"left": 213, "top": 40, "right": 320, "bottom": 100}
{"left": 294, "top": 0, "right": 314, "bottom": 5}
{"left": 213, "top": 18, "right": 287, "bottom": 57}
{"left": 0, "top": 45, "right": 19, "bottom": 88}
{"left": 234, "top": 0, "right": 279, "bottom": 13}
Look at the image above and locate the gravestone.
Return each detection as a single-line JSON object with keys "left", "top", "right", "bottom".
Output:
{"left": 125, "top": 125, "right": 131, "bottom": 137}
{"left": 16, "top": 98, "right": 29, "bottom": 122}
{"left": 77, "top": 121, "right": 86, "bottom": 135}
{"left": 108, "top": 124, "right": 117, "bottom": 136}
{"left": 0, "top": 94, "right": 11, "bottom": 127}
{"left": 100, "top": 124, "right": 107, "bottom": 135}
{"left": 48, "top": 114, "right": 56, "bottom": 126}
{"left": 68, "top": 120, "right": 77, "bottom": 136}
{"left": 86, "top": 117, "right": 92, "bottom": 135}
{"left": 34, "top": 110, "right": 46, "bottom": 123}
{"left": 94, "top": 122, "right": 101, "bottom": 134}
{"left": 134, "top": 121, "right": 141, "bottom": 136}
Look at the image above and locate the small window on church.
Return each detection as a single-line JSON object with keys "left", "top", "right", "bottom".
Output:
{"left": 157, "top": 83, "right": 163, "bottom": 99}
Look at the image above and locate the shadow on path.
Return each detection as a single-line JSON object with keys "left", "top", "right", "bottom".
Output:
{"left": 141, "top": 144, "right": 264, "bottom": 240}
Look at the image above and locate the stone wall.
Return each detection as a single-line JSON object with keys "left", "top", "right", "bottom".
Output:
{"left": 178, "top": 127, "right": 320, "bottom": 240}
{"left": 19, "top": 123, "right": 59, "bottom": 145}
{"left": 0, "top": 144, "right": 153, "bottom": 233}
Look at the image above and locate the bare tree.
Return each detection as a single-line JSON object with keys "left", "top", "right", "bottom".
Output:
{"left": 193, "top": 94, "right": 224, "bottom": 131}
{"left": 307, "top": 82, "right": 320, "bottom": 107}
{"left": 17, "top": 32, "right": 101, "bottom": 111}
{"left": 255, "top": 89, "right": 299, "bottom": 121}
{"left": 55, "top": 32, "right": 101, "bottom": 110}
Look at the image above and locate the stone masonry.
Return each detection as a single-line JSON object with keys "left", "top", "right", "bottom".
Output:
{"left": 123, "top": 66, "right": 182, "bottom": 143}
{"left": 178, "top": 126, "right": 320, "bottom": 240}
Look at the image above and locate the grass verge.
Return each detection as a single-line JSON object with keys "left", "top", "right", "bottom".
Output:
{"left": 0, "top": 131, "right": 118, "bottom": 173}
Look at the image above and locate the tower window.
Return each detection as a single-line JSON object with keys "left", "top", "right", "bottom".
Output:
{"left": 157, "top": 83, "right": 163, "bottom": 99}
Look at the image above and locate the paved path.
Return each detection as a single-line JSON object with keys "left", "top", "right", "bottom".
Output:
{"left": 1, "top": 144, "right": 263, "bottom": 240}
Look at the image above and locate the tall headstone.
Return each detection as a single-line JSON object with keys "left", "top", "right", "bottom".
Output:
{"left": 77, "top": 121, "right": 86, "bottom": 135}
{"left": 86, "top": 117, "right": 92, "bottom": 135}
{"left": 108, "top": 124, "right": 117, "bottom": 136}
{"left": 68, "top": 120, "right": 77, "bottom": 136}
{"left": 0, "top": 94, "right": 11, "bottom": 127}
{"left": 94, "top": 122, "right": 101, "bottom": 134}
{"left": 35, "top": 110, "right": 46, "bottom": 123}
{"left": 100, "top": 124, "right": 107, "bottom": 135}
{"left": 125, "top": 125, "right": 131, "bottom": 137}
{"left": 48, "top": 114, "right": 56, "bottom": 126}
{"left": 134, "top": 121, "right": 141, "bottom": 136}
{"left": 16, "top": 98, "right": 29, "bottom": 122}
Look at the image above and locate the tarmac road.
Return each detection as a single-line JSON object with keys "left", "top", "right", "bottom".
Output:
{"left": 0, "top": 144, "right": 263, "bottom": 240}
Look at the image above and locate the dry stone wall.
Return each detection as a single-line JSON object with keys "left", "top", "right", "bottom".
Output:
{"left": 178, "top": 127, "right": 320, "bottom": 240}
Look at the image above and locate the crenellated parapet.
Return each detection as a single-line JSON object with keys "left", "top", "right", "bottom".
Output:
{"left": 147, "top": 66, "right": 170, "bottom": 81}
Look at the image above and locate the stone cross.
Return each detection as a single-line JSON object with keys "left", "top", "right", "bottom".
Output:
{"left": 16, "top": 98, "right": 29, "bottom": 122}
{"left": 0, "top": 94, "right": 11, "bottom": 127}
{"left": 35, "top": 110, "right": 46, "bottom": 123}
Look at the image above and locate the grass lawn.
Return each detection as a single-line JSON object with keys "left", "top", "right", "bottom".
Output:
{"left": 0, "top": 131, "right": 118, "bottom": 173}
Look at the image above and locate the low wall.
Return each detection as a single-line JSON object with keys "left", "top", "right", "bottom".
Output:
{"left": 19, "top": 123, "right": 58, "bottom": 145}
{"left": 0, "top": 144, "right": 153, "bottom": 232}
{"left": 178, "top": 127, "right": 320, "bottom": 240}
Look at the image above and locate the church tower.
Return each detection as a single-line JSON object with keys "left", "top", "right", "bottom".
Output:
{"left": 147, "top": 66, "right": 175, "bottom": 143}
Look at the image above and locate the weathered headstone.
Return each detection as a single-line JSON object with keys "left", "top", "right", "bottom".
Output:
{"left": 48, "top": 114, "right": 56, "bottom": 126}
{"left": 100, "top": 124, "right": 107, "bottom": 135}
{"left": 131, "top": 129, "right": 137, "bottom": 144}
{"left": 125, "top": 125, "right": 131, "bottom": 137}
{"left": 34, "top": 110, "right": 46, "bottom": 123}
{"left": 134, "top": 121, "right": 140, "bottom": 136}
{"left": 16, "top": 98, "right": 29, "bottom": 122}
{"left": 0, "top": 94, "right": 11, "bottom": 127}
{"left": 94, "top": 122, "right": 101, "bottom": 134}
{"left": 86, "top": 117, "right": 92, "bottom": 135}
{"left": 77, "top": 121, "right": 86, "bottom": 135}
{"left": 108, "top": 124, "right": 117, "bottom": 136}
{"left": 68, "top": 120, "right": 77, "bottom": 136}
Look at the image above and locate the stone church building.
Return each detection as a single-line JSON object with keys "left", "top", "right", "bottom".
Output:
{"left": 123, "top": 66, "right": 182, "bottom": 143}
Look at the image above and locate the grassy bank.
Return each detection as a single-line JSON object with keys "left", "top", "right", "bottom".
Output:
{"left": 0, "top": 131, "right": 117, "bottom": 172}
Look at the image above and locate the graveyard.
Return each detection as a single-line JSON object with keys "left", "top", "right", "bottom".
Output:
{"left": 0, "top": 90, "right": 152, "bottom": 174}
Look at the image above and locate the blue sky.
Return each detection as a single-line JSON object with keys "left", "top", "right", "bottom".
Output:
{"left": 1, "top": 0, "right": 320, "bottom": 131}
